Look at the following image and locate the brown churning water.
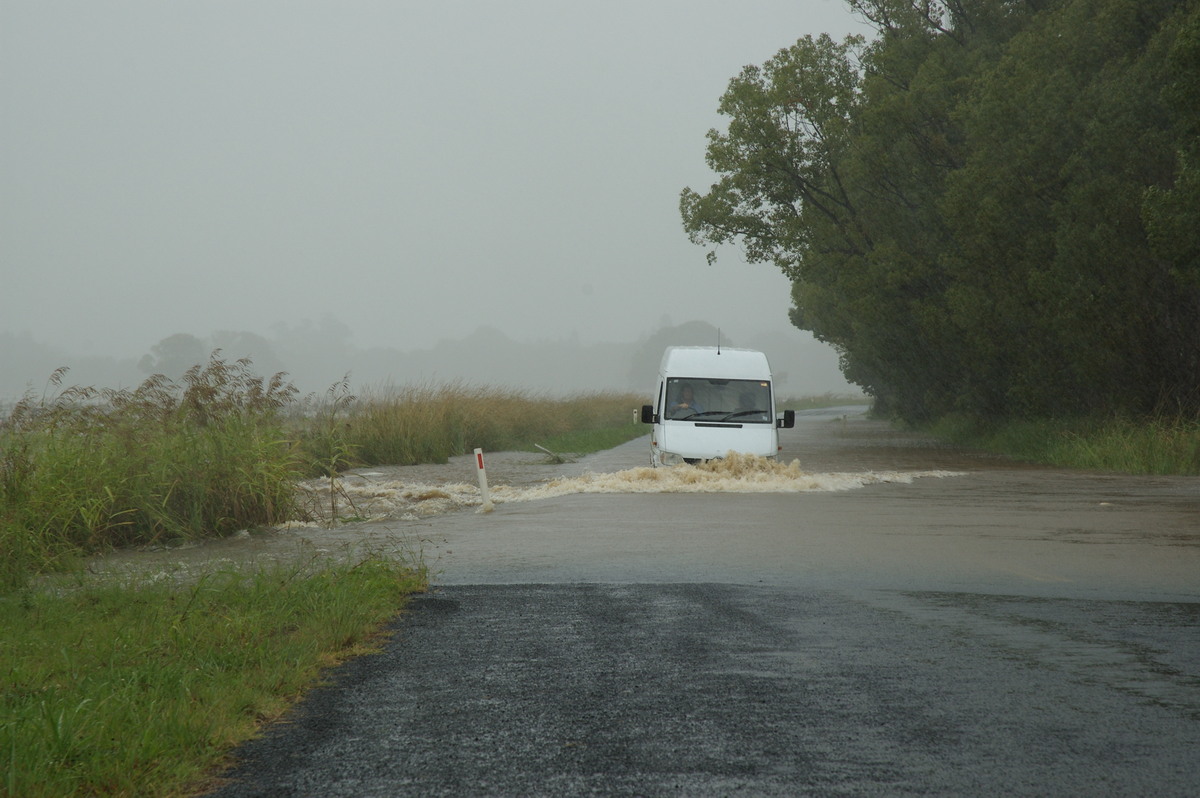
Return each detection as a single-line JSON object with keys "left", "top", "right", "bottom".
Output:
{"left": 290, "top": 451, "right": 964, "bottom": 527}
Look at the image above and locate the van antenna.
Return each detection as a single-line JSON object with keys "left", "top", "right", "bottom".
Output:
{"left": 717, "top": 328, "right": 722, "bottom": 354}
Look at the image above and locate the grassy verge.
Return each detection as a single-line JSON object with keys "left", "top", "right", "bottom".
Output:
{"left": 1, "top": 556, "right": 426, "bottom": 798}
{"left": 926, "top": 413, "right": 1200, "bottom": 475}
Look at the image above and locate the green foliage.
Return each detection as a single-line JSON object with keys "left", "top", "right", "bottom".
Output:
{"left": 680, "top": 32, "right": 866, "bottom": 276}
{"left": 0, "top": 556, "right": 425, "bottom": 798}
{"left": 0, "top": 355, "right": 300, "bottom": 589}
{"left": 684, "top": 0, "right": 1200, "bottom": 422}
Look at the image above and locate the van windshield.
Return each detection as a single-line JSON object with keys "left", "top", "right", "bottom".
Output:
{"left": 664, "top": 378, "right": 772, "bottom": 422}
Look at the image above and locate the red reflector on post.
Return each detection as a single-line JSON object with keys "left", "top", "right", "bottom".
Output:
{"left": 473, "top": 447, "right": 494, "bottom": 513}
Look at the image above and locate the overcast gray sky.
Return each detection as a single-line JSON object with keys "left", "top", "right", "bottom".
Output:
{"left": 3, "top": 1, "right": 868, "bottom": 362}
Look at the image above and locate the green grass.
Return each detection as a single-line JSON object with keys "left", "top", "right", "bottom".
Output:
{"left": 926, "top": 413, "right": 1200, "bottom": 475}
{"left": 1, "top": 556, "right": 426, "bottom": 798}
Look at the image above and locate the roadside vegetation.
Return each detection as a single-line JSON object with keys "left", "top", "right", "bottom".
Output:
{"left": 1, "top": 359, "right": 301, "bottom": 590}
{"left": 0, "top": 355, "right": 645, "bottom": 797}
{"left": 926, "top": 413, "right": 1200, "bottom": 476}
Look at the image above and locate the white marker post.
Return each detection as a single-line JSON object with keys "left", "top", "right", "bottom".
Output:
{"left": 474, "top": 447, "right": 494, "bottom": 513}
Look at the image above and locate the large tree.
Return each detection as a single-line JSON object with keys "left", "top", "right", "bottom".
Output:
{"left": 683, "top": 0, "right": 1200, "bottom": 420}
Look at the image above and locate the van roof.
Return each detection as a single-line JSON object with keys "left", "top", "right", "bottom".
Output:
{"left": 660, "top": 346, "right": 772, "bottom": 380}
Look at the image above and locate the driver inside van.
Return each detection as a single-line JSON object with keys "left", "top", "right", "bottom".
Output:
{"left": 669, "top": 384, "right": 704, "bottom": 417}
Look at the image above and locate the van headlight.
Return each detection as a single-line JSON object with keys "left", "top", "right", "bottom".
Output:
{"left": 658, "top": 451, "right": 686, "bottom": 467}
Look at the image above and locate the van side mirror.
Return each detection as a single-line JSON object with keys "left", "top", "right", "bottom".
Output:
{"left": 777, "top": 410, "right": 795, "bottom": 429}
{"left": 640, "top": 404, "right": 656, "bottom": 424}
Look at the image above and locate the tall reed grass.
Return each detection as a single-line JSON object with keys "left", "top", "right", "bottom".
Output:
{"left": 298, "top": 381, "right": 643, "bottom": 472}
{"left": 1, "top": 357, "right": 299, "bottom": 589}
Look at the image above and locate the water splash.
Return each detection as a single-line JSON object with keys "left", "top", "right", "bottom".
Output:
{"left": 291, "top": 451, "right": 964, "bottom": 526}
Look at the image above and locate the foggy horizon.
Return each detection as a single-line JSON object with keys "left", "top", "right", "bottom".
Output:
{"left": 0, "top": 316, "right": 856, "bottom": 402}
{"left": 3, "top": 1, "right": 869, "bottom": 394}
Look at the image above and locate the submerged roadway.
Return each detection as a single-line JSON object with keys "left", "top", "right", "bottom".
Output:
{"left": 206, "top": 408, "right": 1200, "bottom": 797}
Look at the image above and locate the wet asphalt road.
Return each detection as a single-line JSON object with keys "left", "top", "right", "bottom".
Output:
{"left": 206, "top": 410, "right": 1200, "bottom": 796}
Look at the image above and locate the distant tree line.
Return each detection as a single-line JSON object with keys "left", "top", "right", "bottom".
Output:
{"left": 682, "top": 0, "right": 1199, "bottom": 420}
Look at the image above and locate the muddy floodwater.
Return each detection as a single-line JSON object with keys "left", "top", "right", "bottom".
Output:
{"left": 95, "top": 407, "right": 1200, "bottom": 603}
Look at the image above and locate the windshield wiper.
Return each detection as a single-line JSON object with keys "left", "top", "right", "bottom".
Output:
{"left": 721, "top": 409, "right": 767, "bottom": 421}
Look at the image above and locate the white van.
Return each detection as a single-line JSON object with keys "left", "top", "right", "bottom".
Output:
{"left": 640, "top": 346, "right": 795, "bottom": 467}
